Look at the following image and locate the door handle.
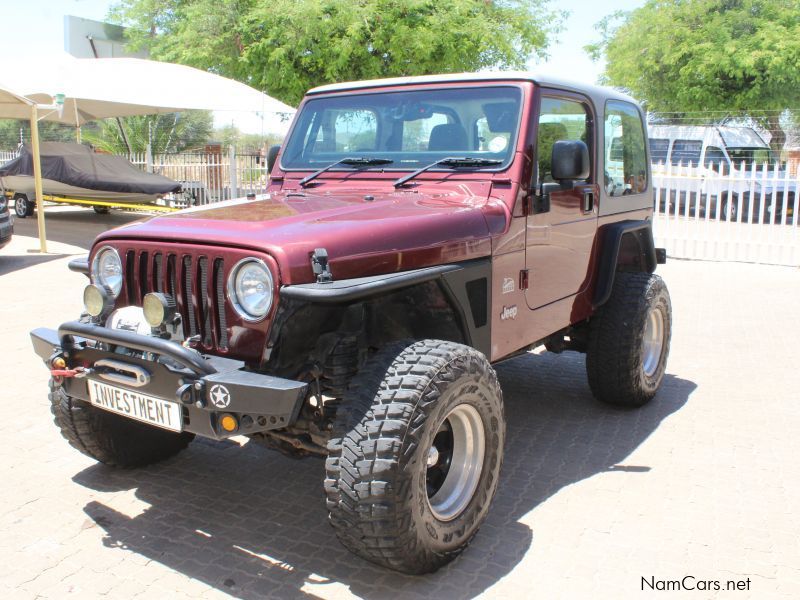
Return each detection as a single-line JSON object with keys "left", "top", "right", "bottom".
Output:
{"left": 583, "top": 191, "right": 594, "bottom": 212}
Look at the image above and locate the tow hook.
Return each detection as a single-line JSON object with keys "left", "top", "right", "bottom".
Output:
{"left": 49, "top": 356, "right": 89, "bottom": 382}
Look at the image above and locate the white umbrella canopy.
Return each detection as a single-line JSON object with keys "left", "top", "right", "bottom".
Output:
{"left": 4, "top": 55, "right": 295, "bottom": 125}
{"left": 1, "top": 57, "right": 296, "bottom": 252}
{"left": 0, "top": 81, "right": 36, "bottom": 118}
{"left": 0, "top": 81, "right": 48, "bottom": 252}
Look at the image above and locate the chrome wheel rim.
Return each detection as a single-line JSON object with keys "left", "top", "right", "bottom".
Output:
{"left": 642, "top": 306, "right": 665, "bottom": 377}
{"left": 426, "top": 403, "right": 485, "bottom": 521}
{"left": 15, "top": 197, "right": 25, "bottom": 216}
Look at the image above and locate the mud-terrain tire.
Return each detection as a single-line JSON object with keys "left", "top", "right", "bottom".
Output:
{"left": 324, "top": 340, "right": 505, "bottom": 574}
{"left": 49, "top": 379, "right": 194, "bottom": 467}
{"left": 586, "top": 272, "right": 672, "bottom": 407}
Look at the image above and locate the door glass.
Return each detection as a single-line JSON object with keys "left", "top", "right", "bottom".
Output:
{"left": 671, "top": 139, "right": 702, "bottom": 166}
{"left": 605, "top": 100, "right": 648, "bottom": 196}
{"left": 538, "top": 98, "right": 591, "bottom": 184}
{"left": 703, "top": 146, "right": 728, "bottom": 171}
{"left": 649, "top": 138, "right": 670, "bottom": 163}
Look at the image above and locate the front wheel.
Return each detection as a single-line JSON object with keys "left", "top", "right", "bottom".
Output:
{"left": 586, "top": 272, "right": 672, "bottom": 407}
{"left": 49, "top": 380, "right": 194, "bottom": 467}
{"left": 325, "top": 340, "right": 505, "bottom": 574}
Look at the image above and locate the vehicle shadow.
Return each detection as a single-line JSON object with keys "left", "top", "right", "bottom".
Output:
{"left": 72, "top": 350, "right": 695, "bottom": 599}
{"left": 12, "top": 208, "right": 145, "bottom": 251}
{"left": 0, "top": 252, "right": 69, "bottom": 277}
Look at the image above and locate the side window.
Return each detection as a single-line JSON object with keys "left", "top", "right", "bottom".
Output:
{"left": 649, "top": 138, "right": 670, "bottom": 163}
{"left": 671, "top": 139, "right": 702, "bottom": 166}
{"left": 538, "top": 97, "right": 591, "bottom": 184}
{"left": 703, "top": 146, "right": 728, "bottom": 171}
{"left": 604, "top": 100, "right": 648, "bottom": 196}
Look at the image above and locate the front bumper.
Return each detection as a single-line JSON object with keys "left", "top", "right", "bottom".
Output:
{"left": 31, "top": 322, "right": 308, "bottom": 440}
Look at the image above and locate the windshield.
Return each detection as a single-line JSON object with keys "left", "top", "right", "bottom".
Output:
{"left": 281, "top": 86, "right": 522, "bottom": 171}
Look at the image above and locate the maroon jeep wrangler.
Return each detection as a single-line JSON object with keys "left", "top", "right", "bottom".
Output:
{"left": 31, "top": 73, "right": 671, "bottom": 574}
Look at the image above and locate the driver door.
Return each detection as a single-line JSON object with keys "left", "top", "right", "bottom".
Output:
{"left": 525, "top": 91, "right": 598, "bottom": 310}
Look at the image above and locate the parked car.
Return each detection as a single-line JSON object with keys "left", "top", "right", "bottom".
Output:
{"left": 649, "top": 124, "right": 796, "bottom": 223}
{"left": 0, "top": 191, "right": 12, "bottom": 249}
{"left": 31, "top": 72, "right": 671, "bottom": 574}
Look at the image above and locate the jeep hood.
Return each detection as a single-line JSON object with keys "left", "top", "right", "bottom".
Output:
{"left": 97, "top": 185, "right": 496, "bottom": 284}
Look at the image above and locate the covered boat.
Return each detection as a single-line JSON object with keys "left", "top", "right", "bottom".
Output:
{"left": 0, "top": 142, "right": 181, "bottom": 209}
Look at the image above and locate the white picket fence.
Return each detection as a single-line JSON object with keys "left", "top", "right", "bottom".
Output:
{"left": 127, "top": 148, "right": 268, "bottom": 204}
{"left": 652, "top": 162, "right": 800, "bottom": 266}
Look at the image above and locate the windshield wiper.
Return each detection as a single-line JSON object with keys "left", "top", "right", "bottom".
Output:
{"left": 299, "top": 157, "right": 393, "bottom": 187}
{"left": 393, "top": 157, "right": 503, "bottom": 188}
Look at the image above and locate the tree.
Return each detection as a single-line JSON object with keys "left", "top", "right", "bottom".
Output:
{"left": 83, "top": 111, "right": 214, "bottom": 154}
{"left": 587, "top": 0, "right": 800, "bottom": 154}
{"left": 0, "top": 120, "right": 92, "bottom": 150}
{"left": 111, "top": 0, "right": 565, "bottom": 106}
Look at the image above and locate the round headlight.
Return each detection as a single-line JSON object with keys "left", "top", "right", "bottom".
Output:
{"left": 227, "top": 258, "right": 273, "bottom": 321}
{"left": 91, "top": 246, "right": 123, "bottom": 298}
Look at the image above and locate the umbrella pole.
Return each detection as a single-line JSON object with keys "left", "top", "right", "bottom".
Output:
{"left": 30, "top": 104, "right": 47, "bottom": 253}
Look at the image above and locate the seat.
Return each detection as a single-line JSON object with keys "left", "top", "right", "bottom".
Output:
{"left": 427, "top": 123, "right": 468, "bottom": 152}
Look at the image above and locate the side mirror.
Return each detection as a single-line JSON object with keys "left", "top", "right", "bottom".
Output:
{"left": 266, "top": 144, "right": 281, "bottom": 173}
{"left": 551, "top": 140, "right": 590, "bottom": 181}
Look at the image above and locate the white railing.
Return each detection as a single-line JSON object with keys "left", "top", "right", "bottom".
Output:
{"left": 0, "top": 150, "right": 18, "bottom": 163}
{"left": 127, "top": 148, "right": 269, "bottom": 205}
{"left": 652, "top": 161, "right": 800, "bottom": 266}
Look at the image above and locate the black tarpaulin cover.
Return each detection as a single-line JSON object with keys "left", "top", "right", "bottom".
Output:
{"left": 0, "top": 142, "right": 181, "bottom": 194}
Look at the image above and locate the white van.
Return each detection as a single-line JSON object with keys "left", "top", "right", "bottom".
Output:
{"left": 648, "top": 125, "right": 794, "bottom": 222}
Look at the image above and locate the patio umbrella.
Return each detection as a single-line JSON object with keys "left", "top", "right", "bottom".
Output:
{"left": 1, "top": 56, "right": 296, "bottom": 252}
{"left": 0, "top": 82, "right": 48, "bottom": 252}
{"left": 4, "top": 55, "right": 294, "bottom": 126}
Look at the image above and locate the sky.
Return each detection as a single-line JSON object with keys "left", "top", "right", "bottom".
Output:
{"left": 0, "top": 0, "right": 646, "bottom": 132}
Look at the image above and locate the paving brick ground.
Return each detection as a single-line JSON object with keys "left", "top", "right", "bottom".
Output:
{"left": 1, "top": 209, "right": 798, "bottom": 599}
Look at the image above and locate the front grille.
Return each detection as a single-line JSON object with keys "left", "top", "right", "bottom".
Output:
{"left": 123, "top": 249, "right": 228, "bottom": 351}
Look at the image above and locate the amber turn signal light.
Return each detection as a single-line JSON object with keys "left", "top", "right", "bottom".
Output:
{"left": 219, "top": 414, "right": 238, "bottom": 433}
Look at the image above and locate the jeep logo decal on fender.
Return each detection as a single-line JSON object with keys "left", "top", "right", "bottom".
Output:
{"left": 209, "top": 384, "right": 232, "bottom": 408}
{"left": 500, "top": 305, "right": 518, "bottom": 321}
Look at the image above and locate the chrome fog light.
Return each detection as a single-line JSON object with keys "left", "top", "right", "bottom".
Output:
{"left": 143, "top": 292, "right": 176, "bottom": 328}
{"left": 83, "top": 284, "right": 114, "bottom": 317}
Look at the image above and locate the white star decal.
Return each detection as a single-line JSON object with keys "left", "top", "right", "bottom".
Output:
{"left": 209, "top": 384, "right": 231, "bottom": 408}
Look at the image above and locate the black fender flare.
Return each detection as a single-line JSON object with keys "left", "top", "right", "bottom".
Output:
{"left": 279, "top": 258, "right": 492, "bottom": 357}
{"left": 592, "top": 220, "right": 658, "bottom": 310}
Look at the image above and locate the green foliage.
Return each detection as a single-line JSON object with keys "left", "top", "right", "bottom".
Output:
{"left": 83, "top": 111, "right": 214, "bottom": 154}
{"left": 213, "top": 124, "right": 283, "bottom": 153}
{"left": 0, "top": 120, "right": 90, "bottom": 150}
{"left": 588, "top": 0, "right": 800, "bottom": 152}
{"left": 111, "top": 0, "right": 565, "bottom": 106}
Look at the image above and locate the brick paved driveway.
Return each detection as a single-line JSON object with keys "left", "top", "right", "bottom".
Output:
{"left": 1, "top": 209, "right": 798, "bottom": 599}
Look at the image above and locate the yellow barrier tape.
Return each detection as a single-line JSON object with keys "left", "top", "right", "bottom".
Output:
{"left": 40, "top": 194, "right": 179, "bottom": 213}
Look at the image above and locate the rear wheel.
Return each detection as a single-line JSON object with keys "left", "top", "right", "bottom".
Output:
{"left": 14, "top": 194, "right": 33, "bottom": 218}
{"left": 93, "top": 206, "right": 110, "bottom": 215}
{"left": 586, "top": 272, "right": 672, "bottom": 407}
{"left": 49, "top": 379, "right": 194, "bottom": 467}
{"left": 325, "top": 340, "right": 505, "bottom": 574}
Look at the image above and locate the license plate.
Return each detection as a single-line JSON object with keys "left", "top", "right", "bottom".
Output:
{"left": 87, "top": 379, "right": 183, "bottom": 432}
